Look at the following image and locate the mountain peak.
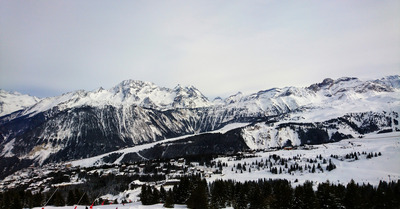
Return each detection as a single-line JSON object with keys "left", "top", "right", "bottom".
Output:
{"left": 2, "top": 75, "right": 399, "bottom": 118}
{"left": 174, "top": 84, "right": 182, "bottom": 89}
{"left": 374, "top": 75, "right": 400, "bottom": 89}
{"left": 335, "top": 77, "right": 358, "bottom": 82}
{"left": 225, "top": 92, "right": 243, "bottom": 104}
{"left": 112, "top": 80, "right": 156, "bottom": 92}
{"left": 308, "top": 77, "right": 359, "bottom": 92}
{"left": 0, "top": 90, "right": 41, "bottom": 116}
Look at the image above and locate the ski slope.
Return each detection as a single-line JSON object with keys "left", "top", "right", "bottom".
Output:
{"left": 69, "top": 123, "right": 249, "bottom": 167}
{"left": 209, "top": 132, "right": 400, "bottom": 187}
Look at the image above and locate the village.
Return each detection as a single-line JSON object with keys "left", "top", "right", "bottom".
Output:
{"left": 0, "top": 155, "right": 226, "bottom": 195}
{"left": 1, "top": 142, "right": 377, "bottom": 195}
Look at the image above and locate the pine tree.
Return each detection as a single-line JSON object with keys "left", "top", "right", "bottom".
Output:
{"left": 293, "top": 181, "right": 317, "bottom": 209}
{"left": 174, "top": 177, "right": 191, "bottom": 204}
{"left": 164, "top": 189, "right": 174, "bottom": 208}
{"left": 233, "top": 183, "right": 248, "bottom": 209}
{"left": 32, "top": 192, "right": 43, "bottom": 207}
{"left": 23, "top": 190, "right": 34, "bottom": 209}
{"left": 210, "top": 180, "right": 227, "bottom": 208}
{"left": 249, "top": 185, "right": 264, "bottom": 209}
{"left": 293, "top": 184, "right": 306, "bottom": 209}
{"left": 317, "top": 182, "right": 339, "bottom": 209}
{"left": 140, "top": 185, "right": 153, "bottom": 205}
{"left": 344, "top": 180, "right": 361, "bottom": 209}
{"left": 272, "top": 180, "right": 293, "bottom": 209}
{"left": 326, "top": 159, "right": 336, "bottom": 171}
{"left": 53, "top": 190, "right": 65, "bottom": 206}
{"left": 1, "top": 191, "right": 11, "bottom": 209}
{"left": 10, "top": 192, "right": 22, "bottom": 209}
{"left": 80, "top": 192, "right": 90, "bottom": 205}
{"left": 187, "top": 179, "right": 209, "bottom": 209}
{"left": 67, "top": 190, "right": 76, "bottom": 205}
{"left": 160, "top": 186, "right": 167, "bottom": 203}
{"left": 152, "top": 187, "right": 160, "bottom": 204}
{"left": 73, "top": 189, "right": 82, "bottom": 204}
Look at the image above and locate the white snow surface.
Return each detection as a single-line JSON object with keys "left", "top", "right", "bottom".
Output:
{"left": 0, "top": 138, "right": 15, "bottom": 157}
{"left": 220, "top": 76, "right": 400, "bottom": 120}
{"left": 0, "top": 89, "right": 40, "bottom": 116}
{"left": 22, "top": 80, "right": 212, "bottom": 116}
{"left": 209, "top": 132, "right": 400, "bottom": 188}
{"left": 2, "top": 75, "right": 398, "bottom": 120}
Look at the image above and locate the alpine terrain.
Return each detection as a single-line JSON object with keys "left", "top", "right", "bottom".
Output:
{"left": 0, "top": 76, "right": 399, "bottom": 179}
{"left": 1, "top": 76, "right": 400, "bottom": 209}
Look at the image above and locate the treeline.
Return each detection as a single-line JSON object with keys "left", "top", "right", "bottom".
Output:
{"left": 0, "top": 188, "right": 90, "bottom": 209}
{"left": 141, "top": 176, "right": 400, "bottom": 209}
{"left": 1, "top": 177, "right": 399, "bottom": 209}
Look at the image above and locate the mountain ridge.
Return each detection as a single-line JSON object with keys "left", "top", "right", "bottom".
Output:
{"left": 1, "top": 75, "right": 398, "bottom": 117}
{"left": 0, "top": 75, "right": 399, "bottom": 179}
{"left": 0, "top": 90, "right": 41, "bottom": 117}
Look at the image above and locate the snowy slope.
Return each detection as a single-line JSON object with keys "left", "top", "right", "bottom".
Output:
{"left": 0, "top": 90, "right": 40, "bottom": 116}
{"left": 0, "top": 75, "right": 399, "bottom": 177}
{"left": 210, "top": 132, "right": 400, "bottom": 187}
{"left": 242, "top": 110, "right": 400, "bottom": 150}
{"left": 69, "top": 123, "right": 249, "bottom": 167}
{"left": 216, "top": 76, "right": 400, "bottom": 119}
{"left": 8, "top": 76, "right": 399, "bottom": 119}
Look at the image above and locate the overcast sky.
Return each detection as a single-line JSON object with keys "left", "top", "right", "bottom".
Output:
{"left": 1, "top": 0, "right": 399, "bottom": 99}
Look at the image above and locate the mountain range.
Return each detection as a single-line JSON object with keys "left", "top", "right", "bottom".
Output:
{"left": 0, "top": 75, "right": 399, "bottom": 179}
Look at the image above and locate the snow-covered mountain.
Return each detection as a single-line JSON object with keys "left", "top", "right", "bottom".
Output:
{"left": 20, "top": 80, "right": 211, "bottom": 117}
{"left": 0, "top": 90, "right": 40, "bottom": 117}
{"left": 218, "top": 76, "right": 399, "bottom": 118}
{"left": 0, "top": 75, "right": 399, "bottom": 179}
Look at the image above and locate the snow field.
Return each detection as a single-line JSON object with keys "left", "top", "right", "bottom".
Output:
{"left": 209, "top": 132, "right": 400, "bottom": 188}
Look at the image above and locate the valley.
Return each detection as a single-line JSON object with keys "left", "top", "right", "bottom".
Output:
{"left": 0, "top": 75, "right": 399, "bottom": 208}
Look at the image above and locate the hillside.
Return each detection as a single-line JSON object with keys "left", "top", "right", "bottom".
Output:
{"left": 0, "top": 75, "right": 399, "bottom": 179}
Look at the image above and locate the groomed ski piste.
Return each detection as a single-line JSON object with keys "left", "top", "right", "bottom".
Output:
{"left": 69, "top": 123, "right": 250, "bottom": 167}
